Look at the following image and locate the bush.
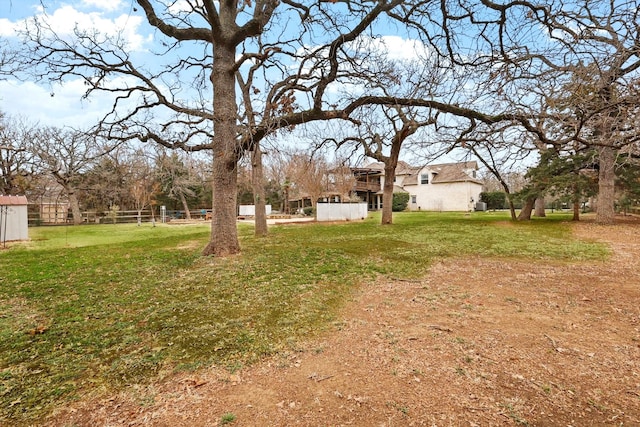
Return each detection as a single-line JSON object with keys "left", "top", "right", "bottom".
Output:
{"left": 303, "top": 206, "right": 314, "bottom": 216}
{"left": 392, "top": 192, "right": 410, "bottom": 212}
{"left": 480, "top": 192, "right": 506, "bottom": 210}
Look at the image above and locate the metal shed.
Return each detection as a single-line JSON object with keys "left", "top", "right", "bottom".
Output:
{"left": 0, "top": 195, "right": 29, "bottom": 244}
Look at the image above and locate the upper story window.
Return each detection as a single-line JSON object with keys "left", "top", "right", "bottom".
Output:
{"left": 420, "top": 173, "right": 429, "bottom": 184}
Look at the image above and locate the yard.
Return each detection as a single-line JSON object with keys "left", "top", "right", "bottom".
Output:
{"left": 1, "top": 212, "right": 638, "bottom": 426}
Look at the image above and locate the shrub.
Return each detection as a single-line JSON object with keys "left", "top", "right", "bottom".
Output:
{"left": 392, "top": 192, "right": 410, "bottom": 212}
{"left": 480, "top": 192, "right": 506, "bottom": 210}
{"left": 303, "top": 206, "right": 314, "bottom": 216}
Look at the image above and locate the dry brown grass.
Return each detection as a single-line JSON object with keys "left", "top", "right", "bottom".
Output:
{"left": 47, "top": 217, "right": 640, "bottom": 427}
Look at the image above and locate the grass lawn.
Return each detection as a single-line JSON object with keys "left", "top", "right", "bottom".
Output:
{"left": 0, "top": 212, "right": 608, "bottom": 424}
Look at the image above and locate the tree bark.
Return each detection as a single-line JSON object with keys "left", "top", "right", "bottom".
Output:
{"left": 596, "top": 145, "right": 616, "bottom": 224}
{"left": 381, "top": 164, "right": 396, "bottom": 225}
{"left": 534, "top": 197, "right": 546, "bottom": 217}
{"left": 252, "top": 146, "right": 268, "bottom": 237}
{"left": 506, "top": 193, "right": 517, "bottom": 220}
{"left": 67, "top": 191, "right": 82, "bottom": 225}
{"left": 380, "top": 125, "right": 404, "bottom": 225}
{"left": 517, "top": 196, "right": 536, "bottom": 220}
{"left": 572, "top": 200, "right": 580, "bottom": 221}
{"left": 203, "top": 43, "right": 241, "bottom": 256}
{"left": 179, "top": 192, "right": 191, "bottom": 220}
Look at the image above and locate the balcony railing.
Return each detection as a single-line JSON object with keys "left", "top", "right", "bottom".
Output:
{"left": 354, "top": 181, "right": 381, "bottom": 192}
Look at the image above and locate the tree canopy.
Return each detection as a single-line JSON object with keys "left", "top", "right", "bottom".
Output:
{"left": 4, "top": 0, "right": 639, "bottom": 253}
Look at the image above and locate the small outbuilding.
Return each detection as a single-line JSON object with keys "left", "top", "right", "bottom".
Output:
{"left": 0, "top": 195, "right": 29, "bottom": 244}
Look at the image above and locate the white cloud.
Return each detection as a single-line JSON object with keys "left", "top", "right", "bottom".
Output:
{"left": 80, "top": 0, "right": 124, "bottom": 12}
{"left": 0, "top": 78, "right": 119, "bottom": 128}
{"left": 167, "top": 0, "right": 205, "bottom": 15}
{"left": 0, "top": 18, "right": 19, "bottom": 36}
{"left": 24, "top": 5, "right": 150, "bottom": 51}
{"left": 364, "top": 35, "right": 429, "bottom": 62}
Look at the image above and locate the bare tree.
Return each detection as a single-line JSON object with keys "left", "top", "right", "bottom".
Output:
{"left": 17, "top": 0, "right": 638, "bottom": 249}
{"left": 20, "top": 0, "right": 428, "bottom": 256}
{"left": 328, "top": 160, "right": 357, "bottom": 203}
{"left": 129, "top": 149, "right": 160, "bottom": 225}
{"left": 264, "top": 148, "right": 293, "bottom": 214}
{"left": 81, "top": 146, "right": 135, "bottom": 213}
{"left": 251, "top": 145, "right": 268, "bottom": 236}
{"left": 402, "top": 1, "right": 640, "bottom": 224}
{"left": 288, "top": 152, "right": 330, "bottom": 216}
{"left": 156, "top": 150, "right": 201, "bottom": 220}
{"left": 330, "top": 105, "right": 435, "bottom": 224}
{"left": 475, "top": 1, "right": 640, "bottom": 223}
{"left": 0, "top": 38, "right": 21, "bottom": 79}
{"left": 0, "top": 112, "right": 33, "bottom": 196}
{"left": 29, "top": 127, "right": 108, "bottom": 225}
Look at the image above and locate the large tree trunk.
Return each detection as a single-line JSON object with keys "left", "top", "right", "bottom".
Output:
{"left": 179, "top": 192, "right": 191, "bottom": 220}
{"left": 252, "top": 146, "right": 268, "bottom": 237}
{"left": 534, "top": 197, "right": 546, "bottom": 217}
{"left": 596, "top": 145, "right": 616, "bottom": 224}
{"left": 203, "top": 43, "right": 241, "bottom": 256}
{"left": 67, "top": 191, "right": 82, "bottom": 225}
{"left": 505, "top": 193, "right": 517, "bottom": 220}
{"left": 572, "top": 200, "right": 580, "bottom": 221}
{"left": 570, "top": 182, "right": 581, "bottom": 221}
{"left": 283, "top": 182, "right": 290, "bottom": 214}
{"left": 381, "top": 165, "right": 396, "bottom": 225}
{"left": 380, "top": 131, "right": 402, "bottom": 225}
{"left": 517, "top": 196, "right": 536, "bottom": 220}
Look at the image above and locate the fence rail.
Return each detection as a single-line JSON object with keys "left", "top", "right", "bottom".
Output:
{"left": 27, "top": 208, "right": 212, "bottom": 226}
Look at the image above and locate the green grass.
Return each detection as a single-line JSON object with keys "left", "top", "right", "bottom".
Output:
{"left": 0, "top": 212, "right": 608, "bottom": 424}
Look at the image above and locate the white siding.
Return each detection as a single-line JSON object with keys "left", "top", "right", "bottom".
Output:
{"left": 409, "top": 181, "right": 482, "bottom": 212}
{"left": 0, "top": 204, "right": 29, "bottom": 242}
{"left": 317, "top": 203, "right": 368, "bottom": 221}
{"left": 238, "top": 205, "right": 272, "bottom": 216}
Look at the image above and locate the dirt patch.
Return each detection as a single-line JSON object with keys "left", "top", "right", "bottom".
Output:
{"left": 46, "top": 219, "right": 640, "bottom": 426}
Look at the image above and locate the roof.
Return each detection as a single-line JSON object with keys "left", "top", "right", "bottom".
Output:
{"left": 431, "top": 161, "right": 482, "bottom": 184}
{"left": 0, "top": 195, "right": 28, "bottom": 206}
{"left": 359, "top": 161, "right": 413, "bottom": 174}
{"left": 355, "top": 160, "right": 482, "bottom": 185}
{"left": 399, "top": 161, "right": 482, "bottom": 185}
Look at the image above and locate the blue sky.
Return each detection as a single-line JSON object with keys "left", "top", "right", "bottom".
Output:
{"left": 0, "top": 1, "right": 475, "bottom": 166}
{"left": 0, "top": 1, "right": 433, "bottom": 131}
{"left": 0, "top": 1, "right": 151, "bottom": 128}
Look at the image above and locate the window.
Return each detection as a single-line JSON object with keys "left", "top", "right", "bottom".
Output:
{"left": 420, "top": 173, "right": 429, "bottom": 184}
{"left": 472, "top": 170, "right": 477, "bottom": 178}
{"left": 411, "top": 195, "right": 417, "bottom": 204}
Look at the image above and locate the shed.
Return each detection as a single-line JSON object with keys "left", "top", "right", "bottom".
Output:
{"left": 0, "top": 195, "right": 29, "bottom": 243}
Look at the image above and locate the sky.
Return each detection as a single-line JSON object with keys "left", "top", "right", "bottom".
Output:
{"left": 0, "top": 0, "right": 150, "bottom": 128}
{"left": 0, "top": 1, "right": 478, "bottom": 167}
{"left": 0, "top": 1, "right": 433, "bottom": 131}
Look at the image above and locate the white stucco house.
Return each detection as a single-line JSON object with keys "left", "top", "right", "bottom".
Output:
{"left": 352, "top": 161, "right": 483, "bottom": 212}
{"left": 0, "top": 195, "right": 29, "bottom": 243}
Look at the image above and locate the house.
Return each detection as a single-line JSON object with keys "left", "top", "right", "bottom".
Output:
{"left": 0, "top": 195, "right": 29, "bottom": 243}
{"left": 352, "top": 161, "right": 483, "bottom": 211}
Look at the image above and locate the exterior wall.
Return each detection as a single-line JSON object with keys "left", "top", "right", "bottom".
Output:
{"left": 407, "top": 181, "right": 483, "bottom": 212}
{"left": 316, "top": 203, "right": 368, "bottom": 221}
{"left": 355, "top": 162, "right": 481, "bottom": 212}
{"left": 381, "top": 173, "right": 411, "bottom": 188}
{"left": 0, "top": 199, "right": 29, "bottom": 242}
{"left": 238, "top": 205, "right": 272, "bottom": 216}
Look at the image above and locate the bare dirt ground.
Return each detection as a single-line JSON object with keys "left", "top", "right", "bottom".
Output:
{"left": 47, "top": 217, "right": 640, "bottom": 426}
